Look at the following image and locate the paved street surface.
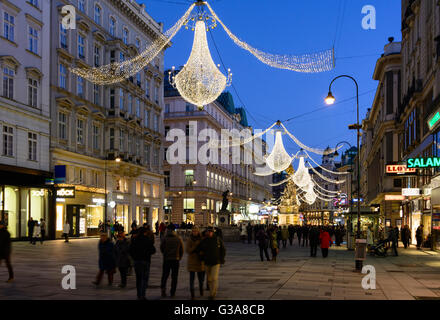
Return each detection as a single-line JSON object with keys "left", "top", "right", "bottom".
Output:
{"left": 1, "top": 237, "right": 440, "bottom": 300}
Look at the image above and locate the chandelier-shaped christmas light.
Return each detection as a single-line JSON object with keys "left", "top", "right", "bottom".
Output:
{"left": 265, "top": 130, "right": 293, "bottom": 173}
{"left": 292, "top": 157, "right": 312, "bottom": 188}
{"left": 168, "top": 19, "right": 232, "bottom": 110}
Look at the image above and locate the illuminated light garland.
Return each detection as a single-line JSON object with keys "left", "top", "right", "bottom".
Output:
{"left": 205, "top": 2, "right": 335, "bottom": 73}
{"left": 210, "top": 122, "right": 277, "bottom": 148}
{"left": 292, "top": 157, "right": 312, "bottom": 188}
{"left": 313, "top": 186, "right": 338, "bottom": 200}
{"left": 303, "top": 150, "right": 349, "bottom": 175}
{"left": 308, "top": 164, "right": 345, "bottom": 184}
{"left": 169, "top": 19, "right": 232, "bottom": 110}
{"left": 70, "top": 4, "right": 196, "bottom": 85}
{"left": 253, "top": 166, "right": 276, "bottom": 177}
{"left": 280, "top": 123, "right": 340, "bottom": 155}
{"left": 311, "top": 177, "right": 341, "bottom": 194}
{"left": 265, "top": 131, "right": 294, "bottom": 173}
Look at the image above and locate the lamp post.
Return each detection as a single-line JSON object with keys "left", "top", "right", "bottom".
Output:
{"left": 334, "top": 141, "right": 354, "bottom": 249}
{"left": 326, "top": 75, "right": 363, "bottom": 270}
{"left": 104, "top": 156, "right": 121, "bottom": 234}
{"left": 184, "top": 180, "right": 196, "bottom": 223}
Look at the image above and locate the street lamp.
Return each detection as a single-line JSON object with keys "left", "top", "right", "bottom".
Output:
{"left": 326, "top": 75, "right": 363, "bottom": 270}
{"left": 184, "top": 179, "right": 196, "bottom": 223}
{"left": 104, "top": 156, "right": 121, "bottom": 234}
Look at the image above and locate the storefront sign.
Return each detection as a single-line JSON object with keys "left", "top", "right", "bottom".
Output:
{"left": 92, "top": 198, "right": 105, "bottom": 205}
{"left": 31, "top": 189, "right": 45, "bottom": 197}
{"left": 385, "top": 195, "right": 405, "bottom": 201}
{"left": 144, "top": 198, "right": 150, "bottom": 203}
{"left": 56, "top": 187, "right": 75, "bottom": 198}
{"left": 116, "top": 195, "right": 124, "bottom": 200}
{"left": 428, "top": 111, "right": 440, "bottom": 130}
{"left": 407, "top": 157, "right": 440, "bottom": 168}
{"left": 385, "top": 165, "right": 416, "bottom": 174}
{"left": 402, "top": 188, "right": 420, "bottom": 196}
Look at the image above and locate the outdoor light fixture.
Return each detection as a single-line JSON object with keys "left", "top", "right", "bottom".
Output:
{"left": 115, "top": 157, "right": 122, "bottom": 162}
{"left": 325, "top": 91, "right": 336, "bottom": 105}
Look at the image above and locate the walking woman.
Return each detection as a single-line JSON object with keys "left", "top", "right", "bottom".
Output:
{"left": 319, "top": 228, "right": 332, "bottom": 258}
{"left": 269, "top": 227, "right": 279, "bottom": 262}
{"left": 186, "top": 226, "right": 205, "bottom": 299}
{"left": 93, "top": 233, "right": 116, "bottom": 287}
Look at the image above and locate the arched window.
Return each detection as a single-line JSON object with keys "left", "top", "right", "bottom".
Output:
{"left": 94, "top": 4, "right": 101, "bottom": 25}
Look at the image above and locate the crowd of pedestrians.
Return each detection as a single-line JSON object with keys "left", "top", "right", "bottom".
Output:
{"left": 240, "top": 223, "right": 346, "bottom": 261}
{"left": 91, "top": 221, "right": 226, "bottom": 300}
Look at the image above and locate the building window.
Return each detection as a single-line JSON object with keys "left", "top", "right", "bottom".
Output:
{"left": 164, "top": 171, "right": 170, "bottom": 187}
{"left": 78, "top": 34, "right": 85, "bottom": 59}
{"left": 165, "top": 103, "right": 170, "bottom": 113}
{"left": 59, "top": 64, "right": 67, "bottom": 89}
{"left": 119, "top": 51, "right": 125, "bottom": 62}
{"left": 119, "top": 129, "right": 124, "bottom": 152}
{"left": 136, "top": 180, "right": 141, "bottom": 195}
{"left": 135, "top": 38, "right": 141, "bottom": 50}
{"left": 109, "top": 128, "right": 114, "bottom": 149}
{"left": 136, "top": 137, "right": 140, "bottom": 156}
{"left": 144, "top": 144, "right": 150, "bottom": 164}
{"left": 185, "top": 169, "right": 194, "bottom": 186}
{"left": 2, "top": 67, "right": 14, "bottom": 99}
{"left": 29, "top": 0, "right": 39, "bottom": 7}
{"left": 145, "top": 79, "right": 150, "bottom": 97}
{"left": 77, "top": 76, "right": 84, "bottom": 96}
{"left": 3, "top": 126, "right": 13, "bottom": 156}
{"left": 77, "top": 119, "right": 84, "bottom": 145}
{"left": 60, "top": 23, "right": 68, "bottom": 49}
{"left": 93, "top": 124, "right": 100, "bottom": 150}
{"left": 127, "top": 93, "right": 132, "bottom": 114}
{"left": 154, "top": 86, "right": 159, "bottom": 103}
{"left": 78, "top": 0, "right": 86, "bottom": 13}
{"left": 136, "top": 98, "right": 140, "bottom": 117}
{"left": 144, "top": 109, "right": 149, "bottom": 127}
{"left": 154, "top": 114, "right": 158, "bottom": 132}
{"left": 119, "top": 89, "right": 124, "bottom": 110}
{"left": 28, "top": 78, "right": 38, "bottom": 107}
{"left": 110, "top": 89, "right": 115, "bottom": 108}
{"left": 28, "top": 26, "right": 38, "bottom": 54}
{"left": 94, "top": 46, "right": 100, "bottom": 67}
{"left": 153, "top": 147, "right": 159, "bottom": 166}
{"left": 3, "top": 12, "right": 15, "bottom": 42}
{"left": 28, "top": 132, "right": 37, "bottom": 161}
{"left": 93, "top": 84, "right": 99, "bottom": 105}
{"left": 109, "top": 17, "right": 116, "bottom": 36}
{"left": 123, "top": 28, "right": 129, "bottom": 45}
{"left": 94, "top": 5, "right": 101, "bottom": 25}
{"left": 58, "top": 112, "right": 67, "bottom": 140}
{"left": 136, "top": 73, "right": 141, "bottom": 87}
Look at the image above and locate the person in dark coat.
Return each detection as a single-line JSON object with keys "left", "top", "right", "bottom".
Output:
{"left": 390, "top": 227, "right": 399, "bottom": 256}
{"left": 288, "top": 225, "right": 295, "bottom": 246}
{"left": 256, "top": 227, "right": 270, "bottom": 261}
{"left": 276, "top": 227, "right": 282, "bottom": 248}
{"left": 186, "top": 226, "right": 205, "bottom": 299}
{"left": 160, "top": 224, "right": 184, "bottom": 297}
{"left": 155, "top": 221, "right": 159, "bottom": 236}
{"left": 246, "top": 223, "right": 252, "bottom": 244}
{"left": 0, "top": 221, "right": 13, "bottom": 282}
{"left": 27, "top": 217, "right": 35, "bottom": 244}
{"left": 309, "top": 227, "right": 320, "bottom": 257}
{"left": 297, "top": 225, "right": 302, "bottom": 246}
{"left": 302, "top": 225, "right": 309, "bottom": 247}
{"left": 93, "top": 233, "right": 116, "bottom": 286}
{"left": 114, "top": 232, "right": 131, "bottom": 288}
{"left": 130, "top": 225, "right": 155, "bottom": 300}
{"left": 416, "top": 225, "right": 423, "bottom": 250}
{"left": 195, "top": 227, "right": 226, "bottom": 300}
{"left": 401, "top": 225, "right": 411, "bottom": 249}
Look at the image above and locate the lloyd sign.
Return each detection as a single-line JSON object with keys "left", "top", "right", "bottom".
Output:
{"left": 56, "top": 187, "right": 75, "bottom": 198}
{"left": 386, "top": 165, "right": 416, "bottom": 174}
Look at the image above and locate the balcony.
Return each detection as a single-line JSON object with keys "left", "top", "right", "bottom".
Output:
{"left": 398, "top": 79, "right": 423, "bottom": 118}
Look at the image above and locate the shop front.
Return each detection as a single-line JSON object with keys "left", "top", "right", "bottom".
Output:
{"left": 0, "top": 165, "right": 52, "bottom": 240}
{"left": 55, "top": 186, "right": 105, "bottom": 238}
{"left": 346, "top": 207, "right": 381, "bottom": 250}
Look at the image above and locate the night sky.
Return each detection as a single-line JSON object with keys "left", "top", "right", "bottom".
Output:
{"left": 141, "top": 0, "right": 401, "bottom": 161}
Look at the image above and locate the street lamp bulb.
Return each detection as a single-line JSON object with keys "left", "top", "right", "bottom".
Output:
{"left": 115, "top": 157, "right": 122, "bottom": 162}
{"left": 325, "top": 92, "right": 336, "bottom": 105}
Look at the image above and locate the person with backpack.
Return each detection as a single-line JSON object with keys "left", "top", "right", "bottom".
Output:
{"left": 256, "top": 227, "right": 270, "bottom": 261}
{"left": 195, "top": 227, "right": 226, "bottom": 300}
{"left": 129, "top": 225, "right": 155, "bottom": 300}
{"left": 160, "top": 224, "right": 184, "bottom": 298}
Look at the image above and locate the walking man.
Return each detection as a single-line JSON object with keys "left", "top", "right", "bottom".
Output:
{"left": 416, "top": 225, "right": 423, "bottom": 250}
{"left": 27, "top": 217, "right": 34, "bottom": 244}
{"left": 40, "top": 219, "right": 46, "bottom": 244}
{"left": 63, "top": 221, "right": 70, "bottom": 243}
{"left": 196, "top": 227, "right": 226, "bottom": 300}
{"left": 297, "top": 225, "right": 302, "bottom": 246}
{"left": 160, "top": 224, "right": 184, "bottom": 298}
{"left": 256, "top": 227, "right": 270, "bottom": 261}
{"left": 309, "top": 227, "right": 319, "bottom": 257}
{"left": 130, "top": 225, "right": 155, "bottom": 300}
{"left": 0, "top": 221, "right": 14, "bottom": 282}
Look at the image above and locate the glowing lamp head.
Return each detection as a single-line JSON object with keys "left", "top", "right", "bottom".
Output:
{"left": 325, "top": 91, "right": 335, "bottom": 105}
{"left": 115, "top": 157, "right": 122, "bottom": 163}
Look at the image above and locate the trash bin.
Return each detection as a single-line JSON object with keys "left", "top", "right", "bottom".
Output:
{"left": 355, "top": 239, "right": 367, "bottom": 270}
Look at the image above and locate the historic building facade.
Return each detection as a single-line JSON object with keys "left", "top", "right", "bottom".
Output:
{"left": 0, "top": 0, "right": 52, "bottom": 239}
{"left": 49, "top": 0, "right": 166, "bottom": 237}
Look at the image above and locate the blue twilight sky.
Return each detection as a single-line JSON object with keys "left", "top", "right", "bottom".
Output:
{"left": 141, "top": 0, "right": 401, "bottom": 160}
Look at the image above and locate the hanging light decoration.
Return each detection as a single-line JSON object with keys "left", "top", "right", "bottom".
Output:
{"left": 265, "top": 130, "right": 293, "bottom": 173}
{"left": 292, "top": 157, "right": 312, "bottom": 188}
{"left": 168, "top": 18, "right": 232, "bottom": 110}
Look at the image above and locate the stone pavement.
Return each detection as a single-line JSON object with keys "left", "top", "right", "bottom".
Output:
{"left": 1, "top": 237, "right": 440, "bottom": 300}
